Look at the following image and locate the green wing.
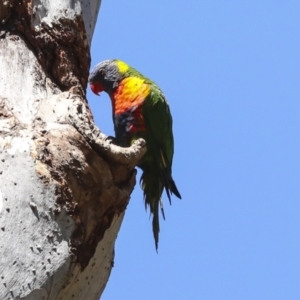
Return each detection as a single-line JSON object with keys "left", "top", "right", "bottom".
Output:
{"left": 143, "top": 86, "right": 173, "bottom": 161}
{"left": 138, "top": 82, "right": 181, "bottom": 249}
{"left": 141, "top": 84, "right": 181, "bottom": 201}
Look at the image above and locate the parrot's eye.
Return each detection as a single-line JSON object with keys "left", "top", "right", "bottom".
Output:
{"left": 100, "top": 70, "right": 105, "bottom": 75}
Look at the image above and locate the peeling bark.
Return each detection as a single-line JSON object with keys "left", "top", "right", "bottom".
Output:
{"left": 0, "top": 1, "right": 145, "bottom": 299}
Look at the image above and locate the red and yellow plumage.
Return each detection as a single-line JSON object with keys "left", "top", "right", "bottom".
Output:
{"left": 113, "top": 77, "right": 150, "bottom": 135}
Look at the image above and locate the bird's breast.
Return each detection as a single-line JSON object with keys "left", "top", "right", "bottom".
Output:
{"left": 112, "top": 77, "right": 150, "bottom": 140}
{"left": 113, "top": 77, "right": 150, "bottom": 115}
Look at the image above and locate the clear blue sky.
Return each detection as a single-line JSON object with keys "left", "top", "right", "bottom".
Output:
{"left": 87, "top": 1, "right": 300, "bottom": 299}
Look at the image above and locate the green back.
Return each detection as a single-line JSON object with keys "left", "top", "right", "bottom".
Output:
{"left": 140, "top": 83, "right": 174, "bottom": 172}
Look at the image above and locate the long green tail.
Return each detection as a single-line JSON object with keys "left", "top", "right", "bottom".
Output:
{"left": 140, "top": 167, "right": 181, "bottom": 250}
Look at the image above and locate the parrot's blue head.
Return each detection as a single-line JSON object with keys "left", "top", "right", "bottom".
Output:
{"left": 88, "top": 59, "right": 126, "bottom": 95}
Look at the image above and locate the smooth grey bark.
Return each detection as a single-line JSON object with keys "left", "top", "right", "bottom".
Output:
{"left": 0, "top": 1, "right": 146, "bottom": 299}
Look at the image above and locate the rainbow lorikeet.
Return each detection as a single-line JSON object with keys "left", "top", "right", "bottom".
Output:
{"left": 88, "top": 59, "right": 181, "bottom": 249}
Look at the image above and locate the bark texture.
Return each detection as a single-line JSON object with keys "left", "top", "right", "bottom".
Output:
{"left": 0, "top": 1, "right": 146, "bottom": 299}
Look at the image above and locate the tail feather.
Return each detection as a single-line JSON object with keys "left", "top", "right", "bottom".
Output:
{"left": 152, "top": 205, "right": 159, "bottom": 250}
{"left": 161, "top": 168, "right": 182, "bottom": 203}
{"left": 159, "top": 150, "right": 182, "bottom": 201}
{"left": 140, "top": 171, "right": 163, "bottom": 250}
{"left": 170, "top": 178, "right": 181, "bottom": 199}
{"left": 159, "top": 198, "right": 166, "bottom": 220}
{"left": 140, "top": 167, "right": 181, "bottom": 249}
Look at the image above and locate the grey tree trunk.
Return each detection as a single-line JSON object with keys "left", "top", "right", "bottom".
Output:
{"left": 0, "top": 1, "right": 146, "bottom": 299}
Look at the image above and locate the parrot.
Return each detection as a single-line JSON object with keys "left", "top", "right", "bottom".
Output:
{"left": 88, "top": 59, "right": 181, "bottom": 249}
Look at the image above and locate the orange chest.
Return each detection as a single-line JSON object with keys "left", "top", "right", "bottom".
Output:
{"left": 112, "top": 77, "right": 150, "bottom": 115}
